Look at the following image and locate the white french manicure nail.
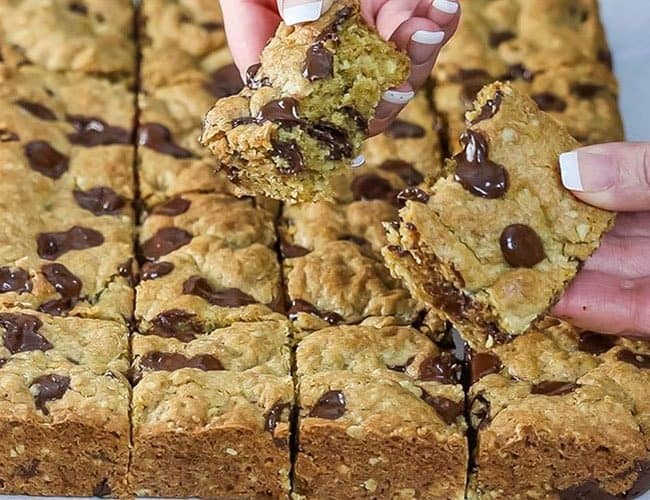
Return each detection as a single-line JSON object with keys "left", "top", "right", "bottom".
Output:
{"left": 559, "top": 151, "right": 584, "bottom": 191}
{"left": 351, "top": 155, "right": 366, "bottom": 168}
{"left": 282, "top": 1, "right": 323, "bottom": 26}
{"left": 432, "top": 0, "right": 459, "bottom": 14}
{"left": 411, "top": 30, "right": 445, "bottom": 45}
{"left": 382, "top": 90, "right": 415, "bottom": 105}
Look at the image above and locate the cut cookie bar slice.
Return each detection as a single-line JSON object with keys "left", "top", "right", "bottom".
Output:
{"left": 201, "top": 0, "right": 410, "bottom": 202}
{"left": 383, "top": 82, "right": 614, "bottom": 337}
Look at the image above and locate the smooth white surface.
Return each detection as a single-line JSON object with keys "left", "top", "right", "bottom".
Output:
{"left": 600, "top": 0, "right": 650, "bottom": 141}
{"left": 559, "top": 151, "right": 584, "bottom": 190}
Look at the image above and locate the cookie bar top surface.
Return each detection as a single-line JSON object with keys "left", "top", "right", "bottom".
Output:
{"left": 201, "top": 0, "right": 410, "bottom": 202}
{"left": 384, "top": 82, "right": 614, "bottom": 336}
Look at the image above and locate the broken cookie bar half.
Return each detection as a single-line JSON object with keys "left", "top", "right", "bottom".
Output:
{"left": 383, "top": 82, "right": 614, "bottom": 338}
{"left": 201, "top": 0, "right": 410, "bottom": 202}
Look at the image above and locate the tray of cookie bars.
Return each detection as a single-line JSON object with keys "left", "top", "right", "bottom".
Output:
{"left": 0, "top": 0, "right": 647, "bottom": 498}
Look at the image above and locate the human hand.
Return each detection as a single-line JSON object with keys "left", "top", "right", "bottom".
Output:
{"left": 219, "top": 0, "right": 461, "bottom": 135}
{"left": 554, "top": 142, "right": 650, "bottom": 337}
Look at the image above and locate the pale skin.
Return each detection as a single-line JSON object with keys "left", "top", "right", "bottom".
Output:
{"left": 220, "top": 0, "right": 650, "bottom": 338}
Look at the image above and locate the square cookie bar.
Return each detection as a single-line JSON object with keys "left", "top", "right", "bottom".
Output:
{"left": 384, "top": 83, "right": 614, "bottom": 337}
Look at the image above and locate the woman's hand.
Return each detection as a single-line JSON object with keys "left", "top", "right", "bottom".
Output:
{"left": 219, "top": 0, "right": 461, "bottom": 135}
{"left": 554, "top": 142, "right": 650, "bottom": 337}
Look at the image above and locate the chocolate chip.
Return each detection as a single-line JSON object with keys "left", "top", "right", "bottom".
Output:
{"left": 138, "top": 123, "right": 193, "bottom": 158}
{"left": 37, "top": 226, "right": 104, "bottom": 260}
{"left": 617, "top": 349, "right": 650, "bottom": 369}
{"left": 578, "top": 331, "right": 617, "bottom": 355}
{"left": 500, "top": 224, "right": 546, "bottom": 268}
{"left": 259, "top": 98, "right": 302, "bottom": 124}
{"left": 505, "top": 64, "right": 534, "bottom": 82}
{"left": 93, "top": 479, "right": 112, "bottom": 497}
{"left": 0, "top": 129, "right": 19, "bottom": 142}
{"left": 387, "top": 356, "right": 415, "bottom": 373}
{"left": 397, "top": 187, "right": 430, "bottom": 205}
{"left": 0, "top": 313, "right": 52, "bottom": 354}
{"left": 571, "top": 83, "right": 603, "bottom": 99}
{"left": 341, "top": 106, "right": 368, "bottom": 132}
{"left": 265, "top": 401, "right": 291, "bottom": 432}
{"left": 66, "top": 115, "right": 131, "bottom": 147}
{"left": 15, "top": 459, "right": 40, "bottom": 478}
{"left": 0, "top": 267, "right": 32, "bottom": 294}
{"left": 531, "top": 381, "right": 579, "bottom": 396}
{"left": 280, "top": 238, "right": 310, "bottom": 259}
{"left": 117, "top": 258, "right": 136, "bottom": 286}
{"left": 489, "top": 31, "right": 515, "bottom": 47}
{"left": 73, "top": 187, "right": 126, "bottom": 215}
{"left": 453, "top": 131, "right": 508, "bottom": 198}
{"left": 288, "top": 299, "right": 343, "bottom": 325}
{"left": 421, "top": 392, "right": 464, "bottom": 425}
{"left": 201, "top": 21, "right": 222, "bottom": 31}
{"left": 379, "top": 159, "right": 423, "bottom": 186}
{"left": 532, "top": 92, "right": 567, "bottom": 112}
{"left": 15, "top": 100, "right": 57, "bottom": 121}
{"left": 309, "top": 390, "right": 346, "bottom": 419}
{"left": 245, "top": 63, "right": 270, "bottom": 89}
{"left": 139, "top": 351, "right": 224, "bottom": 373}
{"left": 25, "top": 141, "right": 69, "bottom": 179}
{"left": 462, "top": 82, "right": 486, "bottom": 105}
{"left": 470, "top": 352, "right": 502, "bottom": 384}
{"left": 627, "top": 461, "right": 650, "bottom": 499}
{"left": 385, "top": 119, "right": 426, "bottom": 139}
{"left": 141, "top": 227, "right": 192, "bottom": 261}
{"left": 471, "top": 90, "right": 503, "bottom": 124}
{"left": 152, "top": 197, "right": 191, "bottom": 216}
{"left": 183, "top": 275, "right": 257, "bottom": 307}
{"left": 418, "top": 352, "right": 463, "bottom": 385}
{"left": 205, "top": 63, "right": 244, "bottom": 98}
{"left": 558, "top": 480, "right": 619, "bottom": 500}
{"left": 140, "top": 261, "right": 174, "bottom": 281}
{"left": 304, "top": 43, "right": 334, "bottom": 81}
{"left": 68, "top": 1, "right": 87, "bottom": 15}
{"left": 453, "top": 68, "right": 491, "bottom": 83}
{"left": 315, "top": 6, "right": 352, "bottom": 44}
{"left": 231, "top": 116, "right": 259, "bottom": 128}
{"left": 307, "top": 121, "right": 352, "bottom": 160}
{"left": 425, "top": 281, "right": 471, "bottom": 319}
{"left": 31, "top": 373, "right": 70, "bottom": 415}
{"left": 39, "top": 263, "right": 82, "bottom": 316}
{"left": 272, "top": 139, "right": 305, "bottom": 175}
{"left": 149, "top": 309, "right": 202, "bottom": 342}
{"left": 351, "top": 174, "right": 397, "bottom": 202}
{"left": 598, "top": 48, "right": 613, "bottom": 70}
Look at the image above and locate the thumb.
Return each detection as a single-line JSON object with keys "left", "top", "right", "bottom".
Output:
{"left": 559, "top": 142, "right": 650, "bottom": 212}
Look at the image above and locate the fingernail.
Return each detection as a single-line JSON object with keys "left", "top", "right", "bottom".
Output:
{"left": 559, "top": 151, "right": 617, "bottom": 192}
{"left": 432, "top": 0, "right": 459, "bottom": 14}
{"left": 411, "top": 30, "right": 445, "bottom": 45}
{"left": 282, "top": 1, "right": 323, "bottom": 26}
{"left": 382, "top": 90, "right": 415, "bottom": 105}
{"left": 351, "top": 155, "right": 366, "bottom": 168}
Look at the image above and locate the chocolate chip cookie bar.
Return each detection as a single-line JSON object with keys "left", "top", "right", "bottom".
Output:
{"left": 465, "top": 318, "right": 650, "bottom": 499}
{"left": 201, "top": 0, "right": 410, "bottom": 202}
{"left": 294, "top": 324, "right": 467, "bottom": 498}
{"left": 384, "top": 83, "right": 614, "bottom": 337}
{"left": 0, "top": 309, "right": 130, "bottom": 496}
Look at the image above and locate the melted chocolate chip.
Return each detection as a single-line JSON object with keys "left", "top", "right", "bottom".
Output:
{"left": 152, "top": 197, "right": 191, "bottom": 216}
{"left": 37, "top": 226, "right": 104, "bottom": 260}
{"left": 0, "top": 129, "right": 19, "bottom": 142}
{"left": 421, "top": 392, "right": 464, "bottom": 425}
{"left": 15, "top": 100, "right": 57, "bottom": 121}
{"left": 500, "top": 224, "right": 546, "bottom": 268}
{"left": 304, "top": 43, "right": 334, "bottom": 81}
{"left": 117, "top": 258, "right": 136, "bottom": 287}
{"left": 462, "top": 82, "right": 486, "bottom": 105}
{"left": 309, "top": 390, "right": 346, "bottom": 419}
{"left": 418, "top": 352, "right": 463, "bottom": 385}
{"left": 138, "top": 123, "right": 193, "bottom": 158}
{"left": 470, "top": 352, "right": 502, "bottom": 384}
{"left": 531, "top": 381, "right": 579, "bottom": 396}
{"left": 183, "top": 276, "right": 257, "bottom": 307}
{"left": 93, "top": 479, "right": 112, "bottom": 497}
{"left": 288, "top": 299, "right": 343, "bottom": 325}
{"left": 68, "top": 1, "right": 87, "bottom": 15}
{"left": 397, "top": 187, "right": 430, "bottom": 205}
{"left": 307, "top": 121, "right": 352, "bottom": 160}
{"left": 206, "top": 63, "right": 244, "bottom": 98}
{"left": 0, "top": 313, "right": 52, "bottom": 354}
{"left": 387, "top": 356, "right": 415, "bottom": 373}
{"left": 149, "top": 310, "right": 202, "bottom": 342}
{"left": 25, "top": 141, "right": 69, "bottom": 179}
{"left": 31, "top": 373, "right": 70, "bottom": 415}
{"left": 351, "top": 174, "right": 396, "bottom": 202}
{"left": 489, "top": 31, "right": 515, "bottom": 47}
{"left": 259, "top": 98, "right": 302, "bottom": 124}
{"left": 140, "top": 351, "right": 224, "bottom": 373}
{"left": 16, "top": 459, "right": 40, "bottom": 478}
{"left": 280, "top": 238, "right": 310, "bottom": 259}
{"left": 628, "top": 461, "right": 650, "bottom": 498}
{"left": 454, "top": 131, "right": 508, "bottom": 198}
{"left": 140, "top": 261, "right": 174, "bottom": 281}
{"left": 272, "top": 139, "right": 305, "bottom": 175}
{"left": 66, "top": 115, "right": 131, "bottom": 146}
{"left": 578, "top": 331, "right": 617, "bottom": 355}
{"left": 342, "top": 106, "right": 368, "bottom": 132}
{"left": 617, "top": 349, "right": 650, "bottom": 369}
{"left": 231, "top": 116, "right": 259, "bottom": 128}
{"left": 73, "top": 187, "right": 126, "bottom": 215}
{"left": 245, "top": 63, "right": 270, "bottom": 89}
{"left": 558, "top": 480, "right": 619, "bottom": 500}
{"left": 379, "top": 160, "right": 423, "bottom": 186}
{"left": 385, "top": 119, "right": 426, "bottom": 139}
{"left": 315, "top": 6, "right": 353, "bottom": 44}
{"left": 265, "top": 401, "right": 291, "bottom": 432}
{"left": 571, "top": 83, "right": 603, "bottom": 99}
{"left": 471, "top": 91, "right": 503, "bottom": 124}
{"left": 39, "top": 263, "right": 82, "bottom": 316}
{"left": 532, "top": 92, "right": 567, "bottom": 112}
{"left": 141, "top": 227, "right": 192, "bottom": 261}
{"left": 0, "top": 267, "right": 32, "bottom": 294}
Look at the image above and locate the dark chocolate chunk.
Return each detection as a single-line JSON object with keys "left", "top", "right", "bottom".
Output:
{"left": 31, "top": 373, "right": 70, "bottom": 415}
{"left": 68, "top": 1, "right": 88, "bottom": 15}
{"left": 183, "top": 275, "right": 257, "bottom": 307}
{"left": 117, "top": 258, "right": 136, "bottom": 287}
{"left": 454, "top": 131, "right": 508, "bottom": 198}
{"left": 379, "top": 159, "right": 423, "bottom": 186}
{"left": 500, "top": 224, "right": 546, "bottom": 268}
{"left": 627, "top": 461, "right": 650, "bottom": 499}
{"left": 578, "top": 331, "right": 617, "bottom": 355}
{"left": 141, "top": 227, "right": 192, "bottom": 260}
{"left": 307, "top": 121, "right": 352, "bottom": 160}
{"left": 531, "top": 381, "right": 579, "bottom": 396}
{"left": 138, "top": 123, "right": 193, "bottom": 158}
{"left": 140, "top": 261, "right": 174, "bottom": 281}
{"left": 571, "top": 83, "right": 603, "bottom": 99}
{"left": 0, "top": 267, "right": 32, "bottom": 294}
{"left": 206, "top": 63, "right": 244, "bottom": 98}
{"left": 66, "top": 115, "right": 131, "bottom": 146}
{"left": 342, "top": 106, "right": 368, "bottom": 132}
{"left": 418, "top": 352, "right": 463, "bottom": 385}
{"left": 280, "top": 238, "right": 310, "bottom": 259}
{"left": 425, "top": 281, "right": 471, "bottom": 318}
{"left": 315, "top": 6, "right": 352, "bottom": 44}
{"left": 245, "top": 63, "right": 270, "bottom": 90}
{"left": 0, "top": 313, "right": 52, "bottom": 354}
{"left": 259, "top": 98, "right": 301, "bottom": 124}
{"left": 617, "top": 349, "right": 650, "bottom": 369}
{"left": 272, "top": 139, "right": 305, "bottom": 175}
{"left": 25, "top": 141, "right": 69, "bottom": 179}
{"left": 558, "top": 480, "right": 619, "bottom": 500}
{"left": 201, "top": 21, "right": 222, "bottom": 31}
{"left": 489, "top": 31, "right": 515, "bottom": 47}
{"left": 304, "top": 43, "right": 334, "bottom": 81}
{"left": 93, "top": 479, "right": 112, "bottom": 497}
{"left": 351, "top": 174, "right": 396, "bottom": 202}
{"left": 265, "top": 401, "right": 291, "bottom": 432}
{"left": 231, "top": 116, "right": 259, "bottom": 128}
{"left": 470, "top": 352, "right": 502, "bottom": 384}
{"left": 152, "top": 197, "right": 191, "bottom": 216}
{"left": 15, "top": 459, "right": 40, "bottom": 478}
{"left": 73, "top": 187, "right": 126, "bottom": 215}
{"left": 385, "top": 119, "right": 426, "bottom": 139}
{"left": 37, "top": 226, "right": 104, "bottom": 260}
{"left": 0, "top": 129, "right": 19, "bottom": 142}
{"left": 471, "top": 90, "right": 503, "bottom": 124}
{"left": 149, "top": 309, "right": 202, "bottom": 342}
{"left": 15, "top": 100, "right": 57, "bottom": 121}
{"left": 309, "top": 390, "right": 346, "bottom": 419}
{"left": 598, "top": 48, "right": 613, "bottom": 70}
{"left": 397, "top": 187, "right": 430, "bottom": 205}
{"left": 532, "top": 92, "right": 567, "bottom": 112}
{"left": 39, "top": 263, "right": 82, "bottom": 316}
{"left": 421, "top": 392, "right": 464, "bottom": 425}
{"left": 387, "top": 356, "right": 415, "bottom": 373}
{"left": 139, "top": 351, "right": 224, "bottom": 373}
{"left": 288, "top": 299, "right": 343, "bottom": 325}
{"left": 505, "top": 63, "right": 534, "bottom": 82}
